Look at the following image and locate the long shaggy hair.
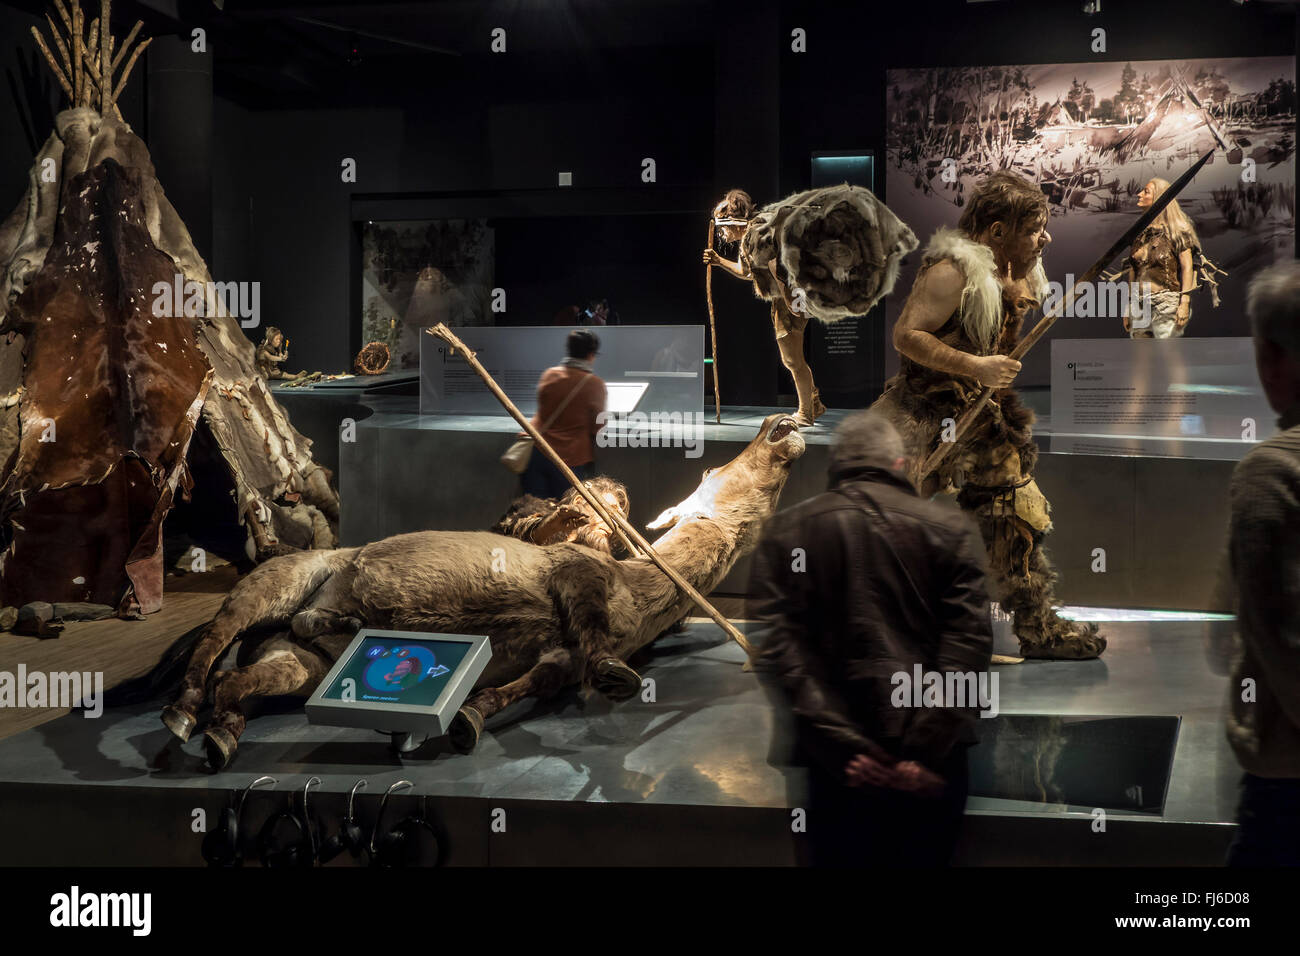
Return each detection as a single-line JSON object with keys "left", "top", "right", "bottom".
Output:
{"left": 958, "top": 170, "right": 1049, "bottom": 240}
{"left": 713, "top": 189, "right": 755, "bottom": 245}
{"left": 1145, "top": 177, "right": 1201, "bottom": 250}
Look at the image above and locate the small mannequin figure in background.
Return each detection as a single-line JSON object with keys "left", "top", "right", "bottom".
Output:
{"left": 1120, "top": 178, "right": 1222, "bottom": 338}
{"left": 256, "top": 327, "right": 292, "bottom": 380}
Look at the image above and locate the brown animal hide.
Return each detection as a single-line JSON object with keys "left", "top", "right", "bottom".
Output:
{"left": 0, "top": 108, "right": 338, "bottom": 612}
{"left": 742, "top": 184, "right": 919, "bottom": 323}
{"left": 163, "top": 415, "right": 805, "bottom": 765}
{"left": 0, "top": 158, "right": 210, "bottom": 613}
{"left": 491, "top": 477, "right": 631, "bottom": 554}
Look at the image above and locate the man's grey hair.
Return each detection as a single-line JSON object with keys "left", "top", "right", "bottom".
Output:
{"left": 1248, "top": 261, "right": 1300, "bottom": 358}
{"left": 831, "top": 409, "right": 905, "bottom": 470}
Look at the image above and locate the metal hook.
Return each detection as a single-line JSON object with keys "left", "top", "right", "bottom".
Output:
{"left": 370, "top": 780, "right": 413, "bottom": 854}
{"left": 300, "top": 776, "right": 322, "bottom": 862}
{"left": 347, "top": 779, "right": 368, "bottom": 820}
{"left": 236, "top": 774, "right": 277, "bottom": 816}
{"left": 301, "top": 776, "right": 322, "bottom": 815}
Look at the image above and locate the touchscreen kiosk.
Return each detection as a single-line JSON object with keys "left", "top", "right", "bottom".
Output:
{"left": 305, "top": 629, "right": 492, "bottom": 742}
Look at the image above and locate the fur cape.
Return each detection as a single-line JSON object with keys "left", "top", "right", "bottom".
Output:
{"left": 741, "top": 184, "right": 919, "bottom": 322}
{"left": 923, "top": 227, "right": 1049, "bottom": 354}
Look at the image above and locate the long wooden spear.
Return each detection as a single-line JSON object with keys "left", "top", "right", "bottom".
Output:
{"left": 426, "top": 323, "right": 756, "bottom": 659}
{"left": 705, "top": 218, "right": 721, "bottom": 423}
{"left": 919, "top": 148, "right": 1216, "bottom": 481}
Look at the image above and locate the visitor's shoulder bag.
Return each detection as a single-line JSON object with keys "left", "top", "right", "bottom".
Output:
{"left": 501, "top": 372, "right": 590, "bottom": 474}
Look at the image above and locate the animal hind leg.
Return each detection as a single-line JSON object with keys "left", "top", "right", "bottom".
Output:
{"left": 203, "top": 642, "right": 332, "bottom": 771}
{"left": 548, "top": 555, "right": 641, "bottom": 701}
{"left": 448, "top": 647, "right": 576, "bottom": 754}
{"left": 162, "top": 550, "right": 347, "bottom": 742}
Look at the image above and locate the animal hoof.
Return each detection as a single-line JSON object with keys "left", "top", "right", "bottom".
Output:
{"left": 593, "top": 658, "right": 642, "bottom": 701}
{"left": 161, "top": 705, "right": 196, "bottom": 743}
{"left": 448, "top": 705, "right": 484, "bottom": 754}
{"left": 203, "top": 727, "right": 239, "bottom": 771}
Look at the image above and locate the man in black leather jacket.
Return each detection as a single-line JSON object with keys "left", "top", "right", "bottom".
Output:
{"left": 750, "top": 409, "right": 994, "bottom": 866}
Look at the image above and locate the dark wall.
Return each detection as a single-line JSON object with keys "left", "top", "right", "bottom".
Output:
{"left": 207, "top": 0, "right": 1295, "bottom": 398}
{"left": 207, "top": 7, "right": 725, "bottom": 380}
{"left": 2, "top": 0, "right": 1295, "bottom": 403}
{"left": 0, "top": 3, "right": 49, "bottom": 201}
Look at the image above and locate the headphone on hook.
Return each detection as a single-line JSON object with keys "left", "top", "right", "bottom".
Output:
{"left": 258, "top": 776, "right": 320, "bottom": 868}
{"left": 318, "top": 779, "right": 370, "bottom": 865}
{"left": 201, "top": 774, "right": 277, "bottom": 867}
{"left": 370, "top": 781, "right": 448, "bottom": 868}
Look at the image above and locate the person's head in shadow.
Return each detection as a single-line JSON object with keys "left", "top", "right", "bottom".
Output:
{"left": 1248, "top": 261, "right": 1300, "bottom": 422}
{"left": 828, "top": 409, "right": 907, "bottom": 485}
{"left": 567, "top": 328, "right": 600, "bottom": 363}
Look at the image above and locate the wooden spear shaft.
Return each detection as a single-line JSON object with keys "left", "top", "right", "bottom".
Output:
{"left": 705, "top": 219, "right": 721, "bottom": 423}
{"left": 427, "top": 323, "right": 755, "bottom": 659}
{"left": 99, "top": 0, "right": 110, "bottom": 114}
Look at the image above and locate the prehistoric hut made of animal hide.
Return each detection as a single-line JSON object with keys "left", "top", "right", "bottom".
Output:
{"left": 0, "top": 2, "right": 338, "bottom": 616}
{"left": 742, "top": 183, "right": 919, "bottom": 322}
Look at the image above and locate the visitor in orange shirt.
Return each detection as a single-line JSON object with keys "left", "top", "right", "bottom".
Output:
{"left": 522, "top": 329, "right": 607, "bottom": 499}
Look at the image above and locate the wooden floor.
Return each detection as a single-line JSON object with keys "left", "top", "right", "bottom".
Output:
{"left": 0, "top": 566, "right": 240, "bottom": 742}
{"left": 0, "top": 575, "right": 749, "bottom": 743}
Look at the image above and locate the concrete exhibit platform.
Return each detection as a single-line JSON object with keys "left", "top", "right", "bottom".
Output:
{"left": 0, "top": 613, "right": 1239, "bottom": 866}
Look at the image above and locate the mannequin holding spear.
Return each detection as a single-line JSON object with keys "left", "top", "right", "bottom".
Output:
{"left": 870, "top": 155, "right": 1211, "bottom": 661}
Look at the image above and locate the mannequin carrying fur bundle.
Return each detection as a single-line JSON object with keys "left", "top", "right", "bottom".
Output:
{"left": 705, "top": 184, "right": 918, "bottom": 426}
{"left": 872, "top": 171, "right": 1105, "bottom": 661}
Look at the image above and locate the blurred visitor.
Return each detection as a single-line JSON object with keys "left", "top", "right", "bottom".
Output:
{"left": 1218, "top": 261, "right": 1300, "bottom": 866}
{"left": 750, "top": 409, "right": 994, "bottom": 867}
{"left": 521, "top": 329, "right": 607, "bottom": 499}
{"left": 551, "top": 305, "right": 582, "bottom": 326}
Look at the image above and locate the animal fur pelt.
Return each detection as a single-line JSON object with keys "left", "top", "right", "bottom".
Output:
{"left": 922, "top": 227, "right": 1050, "bottom": 354}
{"left": 162, "top": 414, "right": 806, "bottom": 767}
{"left": 0, "top": 157, "right": 211, "bottom": 613}
{"left": 491, "top": 478, "right": 631, "bottom": 554}
{"left": 742, "top": 183, "right": 919, "bottom": 322}
{"left": 0, "top": 108, "right": 339, "bottom": 613}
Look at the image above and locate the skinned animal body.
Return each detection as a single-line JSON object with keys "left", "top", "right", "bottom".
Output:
{"left": 162, "top": 415, "right": 805, "bottom": 768}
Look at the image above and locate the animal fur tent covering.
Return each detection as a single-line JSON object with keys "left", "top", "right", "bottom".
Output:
{"left": 0, "top": 104, "right": 339, "bottom": 615}
{"left": 742, "top": 183, "right": 919, "bottom": 322}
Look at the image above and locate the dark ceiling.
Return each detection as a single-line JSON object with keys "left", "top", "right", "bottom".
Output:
{"left": 2, "top": 0, "right": 716, "bottom": 108}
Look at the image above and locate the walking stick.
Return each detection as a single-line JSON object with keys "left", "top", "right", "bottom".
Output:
{"left": 706, "top": 218, "right": 722, "bottom": 423}
{"left": 919, "top": 148, "right": 1215, "bottom": 482}
{"left": 427, "top": 324, "right": 756, "bottom": 659}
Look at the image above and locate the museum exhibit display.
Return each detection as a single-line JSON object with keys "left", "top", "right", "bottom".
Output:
{"left": 0, "top": 1, "right": 1296, "bottom": 923}
{"left": 704, "top": 183, "right": 919, "bottom": 426}
{"left": 0, "top": 0, "right": 340, "bottom": 620}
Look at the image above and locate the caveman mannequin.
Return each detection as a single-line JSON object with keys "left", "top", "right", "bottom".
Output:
{"left": 256, "top": 326, "right": 291, "bottom": 380}
{"left": 704, "top": 190, "right": 826, "bottom": 427}
{"left": 872, "top": 170, "right": 1105, "bottom": 660}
